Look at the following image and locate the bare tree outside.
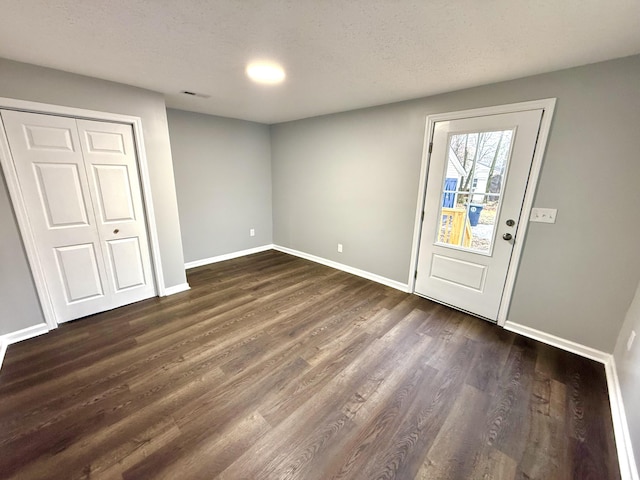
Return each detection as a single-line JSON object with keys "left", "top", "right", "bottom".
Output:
{"left": 448, "top": 130, "right": 512, "bottom": 200}
{"left": 443, "top": 129, "right": 514, "bottom": 251}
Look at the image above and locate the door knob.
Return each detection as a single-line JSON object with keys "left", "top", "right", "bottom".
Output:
{"left": 502, "top": 233, "right": 513, "bottom": 241}
{"left": 113, "top": 229, "right": 120, "bottom": 234}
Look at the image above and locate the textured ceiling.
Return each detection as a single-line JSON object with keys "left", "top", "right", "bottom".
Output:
{"left": 1, "top": 0, "right": 639, "bottom": 124}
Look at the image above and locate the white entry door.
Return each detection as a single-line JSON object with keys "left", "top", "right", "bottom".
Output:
{"left": 415, "top": 109, "right": 543, "bottom": 320}
{"left": 1, "top": 110, "right": 155, "bottom": 323}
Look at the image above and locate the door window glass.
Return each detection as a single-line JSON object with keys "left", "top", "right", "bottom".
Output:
{"left": 436, "top": 129, "right": 514, "bottom": 254}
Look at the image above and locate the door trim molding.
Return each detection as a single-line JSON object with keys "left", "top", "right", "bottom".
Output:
{"left": 408, "top": 99, "right": 557, "bottom": 326}
{"left": 0, "top": 97, "right": 166, "bottom": 329}
{"left": 163, "top": 283, "right": 191, "bottom": 296}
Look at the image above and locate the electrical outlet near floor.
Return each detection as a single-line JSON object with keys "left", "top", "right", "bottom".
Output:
{"left": 337, "top": 243, "right": 343, "bottom": 253}
{"left": 627, "top": 330, "right": 636, "bottom": 351}
{"left": 250, "top": 228, "right": 255, "bottom": 237}
{"left": 530, "top": 207, "right": 557, "bottom": 223}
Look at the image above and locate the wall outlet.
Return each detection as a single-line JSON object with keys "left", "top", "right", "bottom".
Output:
{"left": 337, "top": 243, "right": 343, "bottom": 253}
{"left": 530, "top": 207, "right": 557, "bottom": 223}
{"left": 250, "top": 228, "right": 255, "bottom": 237}
{"left": 627, "top": 330, "right": 636, "bottom": 351}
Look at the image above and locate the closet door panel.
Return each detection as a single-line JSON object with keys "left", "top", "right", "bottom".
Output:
{"left": 77, "top": 119, "right": 155, "bottom": 308}
{"left": 1, "top": 110, "right": 113, "bottom": 322}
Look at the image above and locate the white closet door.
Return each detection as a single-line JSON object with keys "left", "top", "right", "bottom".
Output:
{"left": 2, "top": 110, "right": 113, "bottom": 321}
{"left": 1, "top": 110, "right": 155, "bottom": 323}
{"left": 76, "top": 119, "right": 155, "bottom": 309}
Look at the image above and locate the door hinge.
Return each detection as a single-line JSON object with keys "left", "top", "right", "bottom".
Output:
{"left": 421, "top": 211, "right": 425, "bottom": 222}
{"left": 414, "top": 270, "right": 418, "bottom": 279}
{"left": 428, "top": 142, "right": 433, "bottom": 154}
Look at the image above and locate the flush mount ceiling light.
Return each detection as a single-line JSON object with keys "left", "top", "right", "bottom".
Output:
{"left": 246, "top": 62, "right": 286, "bottom": 85}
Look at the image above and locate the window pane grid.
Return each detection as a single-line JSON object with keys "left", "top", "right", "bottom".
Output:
{"left": 436, "top": 128, "right": 514, "bottom": 253}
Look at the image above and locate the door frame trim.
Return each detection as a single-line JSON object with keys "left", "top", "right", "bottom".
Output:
{"left": 0, "top": 97, "right": 166, "bottom": 330}
{"left": 408, "top": 98, "right": 556, "bottom": 326}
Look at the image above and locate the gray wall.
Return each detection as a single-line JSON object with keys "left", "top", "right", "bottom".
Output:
{"left": 167, "top": 109, "right": 273, "bottom": 263}
{"left": 0, "top": 58, "right": 187, "bottom": 335}
{"left": 614, "top": 280, "right": 640, "bottom": 470}
{"left": 271, "top": 55, "right": 640, "bottom": 352}
{"left": 0, "top": 172, "right": 43, "bottom": 333}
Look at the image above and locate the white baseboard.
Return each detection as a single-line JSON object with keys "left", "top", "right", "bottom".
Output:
{"left": 605, "top": 357, "right": 639, "bottom": 480}
{"left": 273, "top": 245, "right": 410, "bottom": 293}
{"left": 4, "top": 323, "right": 50, "bottom": 345}
{"left": 185, "top": 244, "right": 274, "bottom": 269}
{"left": 0, "top": 338, "right": 7, "bottom": 371}
{"left": 185, "top": 244, "right": 409, "bottom": 293}
{"left": 0, "top": 322, "right": 50, "bottom": 371}
{"left": 1, "top": 284, "right": 193, "bottom": 371}
{"left": 505, "top": 321, "right": 638, "bottom": 479}
{"left": 162, "top": 283, "right": 191, "bottom": 296}
{"left": 504, "top": 321, "right": 610, "bottom": 363}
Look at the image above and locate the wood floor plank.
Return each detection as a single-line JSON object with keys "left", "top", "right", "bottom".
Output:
{"left": 355, "top": 336, "right": 480, "bottom": 480}
{"left": 467, "top": 446, "right": 518, "bottom": 480}
{"left": 123, "top": 411, "right": 271, "bottom": 480}
{"left": 216, "top": 311, "right": 432, "bottom": 479}
{"left": 516, "top": 375, "right": 568, "bottom": 479}
{"left": 326, "top": 364, "right": 440, "bottom": 480}
{"left": 484, "top": 336, "right": 538, "bottom": 461}
{"left": 0, "top": 250, "right": 621, "bottom": 480}
{"left": 416, "top": 384, "right": 491, "bottom": 480}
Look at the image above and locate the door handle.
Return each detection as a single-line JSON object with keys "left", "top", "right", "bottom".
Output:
{"left": 113, "top": 229, "right": 120, "bottom": 234}
{"left": 502, "top": 233, "right": 513, "bottom": 241}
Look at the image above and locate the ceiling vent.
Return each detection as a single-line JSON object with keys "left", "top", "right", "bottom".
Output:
{"left": 180, "top": 91, "right": 211, "bottom": 99}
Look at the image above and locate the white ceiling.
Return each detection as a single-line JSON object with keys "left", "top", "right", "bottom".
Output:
{"left": 1, "top": 1, "right": 639, "bottom": 124}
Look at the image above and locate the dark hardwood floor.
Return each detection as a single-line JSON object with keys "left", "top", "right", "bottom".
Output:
{"left": 0, "top": 250, "right": 620, "bottom": 479}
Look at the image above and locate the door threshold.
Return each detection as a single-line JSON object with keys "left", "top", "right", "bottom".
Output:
{"left": 413, "top": 292, "right": 497, "bottom": 324}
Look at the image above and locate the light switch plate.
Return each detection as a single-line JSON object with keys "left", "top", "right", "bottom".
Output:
{"left": 530, "top": 208, "right": 557, "bottom": 223}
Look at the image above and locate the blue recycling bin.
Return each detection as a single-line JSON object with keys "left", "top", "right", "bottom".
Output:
{"left": 468, "top": 204, "right": 484, "bottom": 226}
